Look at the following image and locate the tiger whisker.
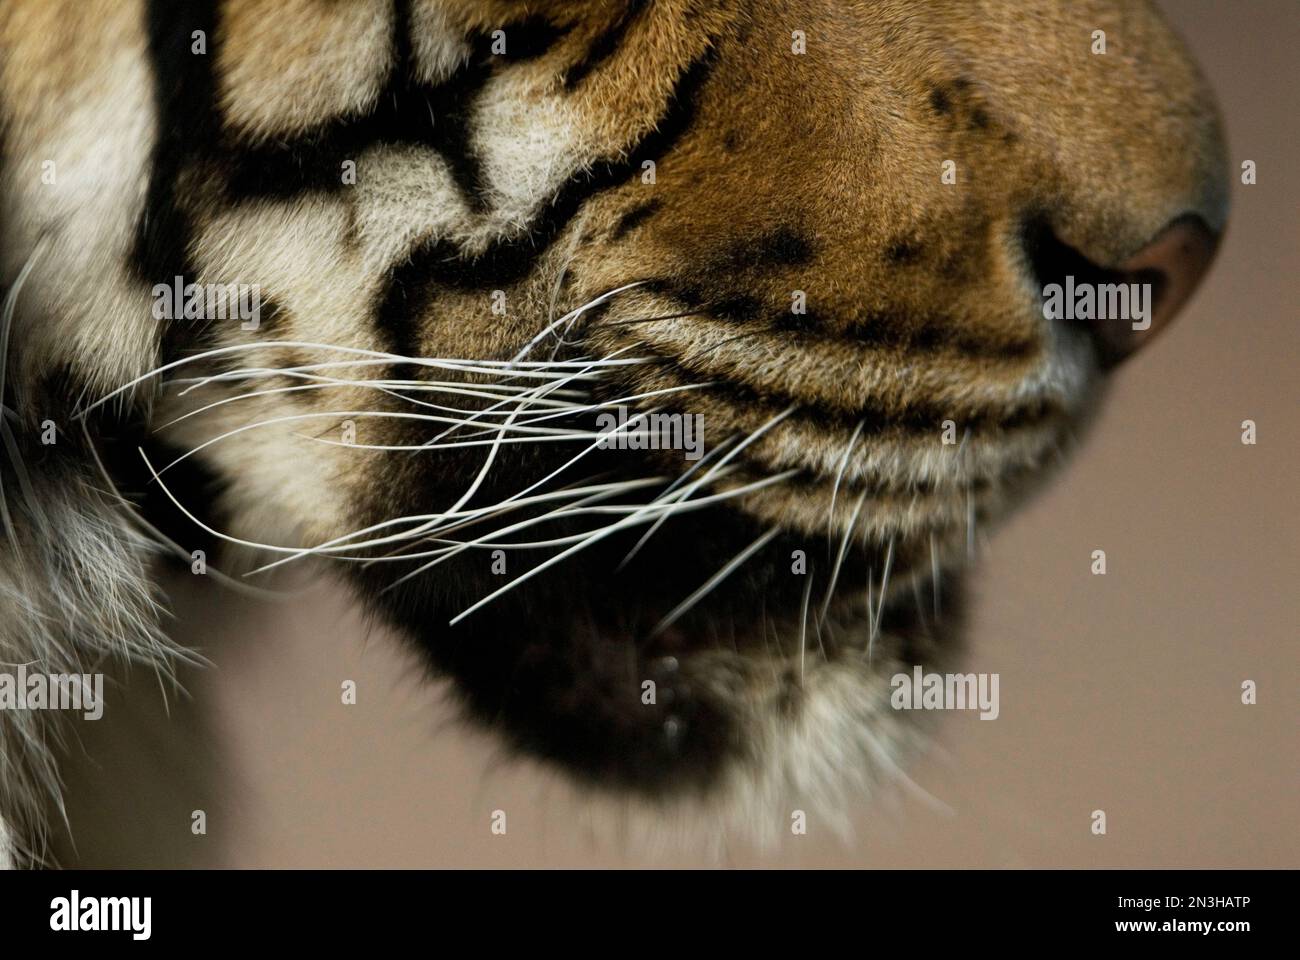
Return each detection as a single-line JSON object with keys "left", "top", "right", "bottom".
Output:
{"left": 424, "top": 346, "right": 638, "bottom": 446}
{"left": 158, "top": 373, "right": 592, "bottom": 433}
{"left": 378, "top": 481, "right": 674, "bottom": 586}
{"left": 650, "top": 527, "right": 781, "bottom": 637}
{"left": 819, "top": 486, "right": 868, "bottom": 625}
{"left": 799, "top": 569, "right": 815, "bottom": 686}
{"left": 439, "top": 469, "right": 797, "bottom": 621}
{"left": 172, "top": 359, "right": 601, "bottom": 394}
{"left": 80, "top": 340, "right": 644, "bottom": 417}
{"left": 615, "top": 434, "right": 739, "bottom": 570}
{"left": 868, "top": 535, "right": 895, "bottom": 660}
{"left": 157, "top": 406, "right": 638, "bottom": 479}
{"left": 380, "top": 469, "right": 784, "bottom": 570}
{"left": 602, "top": 405, "right": 796, "bottom": 570}
{"left": 414, "top": 362, "right": 601, "bottom": 539}
{"left": 650, "top": 405, "right": 797, "bottom": 507}
{"left": 246, "top": 405, "right": 671, "bottom": 572}
{"left": 303, "top": 429, "right": 676, "bottom": 451}
{"left": 510, "top": 281, "right": 646, "bottom": 364}
{"left": 426, "top": 381, "right": 714, "bottom": 447}
{"left": 138, "top": 446, "right": 378, "bottom": 561}
{"left": 827, "top": 419, "right": 866, "bottom": 547}
{"left": 245, "top": 477, "right": 657, "bottom": 575}
{"left": 80, "top": 421, "right": 307, "bottom": 603}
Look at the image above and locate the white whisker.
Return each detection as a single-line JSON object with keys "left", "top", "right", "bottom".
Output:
{"left": 827, "top": 419, "right": 865, "bottom": 543}
{"left": 819, "top": 486, "right": 868, "bottom": 624}
{"left": 616, "top": 434, "right": 739, "bottom": 569}
{"left": 651, "top": 527, "right": 781, "bottom": 637}
{"left": 386, "top": 467, "right": 791, "bottom": 586}
{"left": 799, "top": 570, "right": 814, "bottom": 686}
{"left": 79, "top": 339, "right": 647, "bottom": 417}
{"left": 868, "top": 535, "right": 895, "bottom": 660}
{"left": 248, "top": 405, "right": 667, "bottom": 574}
{"left": 422, "top": 346, "right": 638, "bottom": 448}
{"left": 441, "top": 470, "right": 796, "bottom": 623}
{"left": 245, "top": 478, "right": 665, "bottom": 575}
{"left": 510, "top": 281, "right": 645, "bottom": 363}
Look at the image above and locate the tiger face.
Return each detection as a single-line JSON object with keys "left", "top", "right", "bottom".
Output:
{"left": 1, "top": 0, "right": 1226, "bottom": 834}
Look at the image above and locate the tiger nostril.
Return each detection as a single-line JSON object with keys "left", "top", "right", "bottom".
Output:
{"left": 1114, "top": 214, "right": 1220, "bottom": 349}
{"left": 1024, "top": 213, "right": 1219, "bottom": 366}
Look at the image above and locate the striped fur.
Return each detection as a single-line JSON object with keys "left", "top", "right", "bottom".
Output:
{"left": 0, "top": 0, "right": 1226, "bottom": 862}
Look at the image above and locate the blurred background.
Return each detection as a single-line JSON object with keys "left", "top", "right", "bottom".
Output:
{"left": 51, "top": 0, "right": 1296, "bottom": 868}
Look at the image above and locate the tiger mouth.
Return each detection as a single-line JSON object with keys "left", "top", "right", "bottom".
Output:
{"left": 359, "top": 449, "right": 940, "bottom": 795}
{"left": 344, "top": 317, "right": 1079, "bottom": 795}
{"left": 584, "top": 342, "right": 1074, "bottom": 548}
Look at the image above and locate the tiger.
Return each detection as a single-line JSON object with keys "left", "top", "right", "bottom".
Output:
{"left": 0, "top": 0, "right": 1226, "bottom": 866}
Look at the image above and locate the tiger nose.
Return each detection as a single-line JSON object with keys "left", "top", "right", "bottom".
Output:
{"left": 1032, "top": 212, "right": 1221, "bottom": 366}
{"left": 1099, "top": 214, "right": 1220, "bottom": 362}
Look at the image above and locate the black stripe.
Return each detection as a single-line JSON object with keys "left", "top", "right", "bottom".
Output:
{"left": 226, "top": 0, "right": 491, "bottom": 207}
{"left": 638, "top": 348, "right": 1060, "bottom": 434}
{"left": 493, "top": 15, "right": 570, "bottom": 62}
{"left": 224, "top": 5, "right": 569, "bottom": 207}
{"left": 610, "top": 198, "right": 662, "bottom": 240}
{"left": 134, "top": 0, "right": 221, "bottom": 367}
{"left": 376, "top": 48, "right": 718, "bottom": 361}
{"left": 844, "top": 314, "right": 1037, "bottom": 360}
{"left": 563, "top": 0, "right": 651, "bottom": 89}
{"left": 710, "top": 226, "right": 816, "bottom": 270}
{"left": 645, "top": 283, "right": 1036, "bottom": 359}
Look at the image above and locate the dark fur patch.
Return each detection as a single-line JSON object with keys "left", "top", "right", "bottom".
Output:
{"left": 755, "top": 226, "right": 814, "bottom": 266}
{"left": 712, "top": 294, "right": 763, "bottom": 322}
{"left": 712, "top": 226, "right": 815, "bottom": 275}
{"left": 135, "top": 0, "right": 220, "bottom": 369}
{"left": 611, "top": 198, "right": 662, "bottom": 240}
{"left": 344, "top": 434, "right": 959, "bottom": 797}
{"left": 773, "top": 311, "right": 822, "bottom": 334}
{"left": 129, "top": 436, "right": 229, "bottom": 569}
{"left": 846, "top": 313, "right": 1037, "bottom": 360}
{"left": 371, "top": 47, "right": 719, "bottom": 362}
{"left": 224, "top": 0, "right": 492, "bottom": 208}
{"left": 250, "top": 296, "right": 286, "bottom": 337}
{"left": 886, "top": 239, "right": 922, "bottom": 264}
{"left": 563, "top": 0, "right": 650, "bottom": 89}
{"left": 493, "top": 15, "right": 569, "bottom": 62}
{"left": 350, "top": 495, "right": 764, "bottom": 796}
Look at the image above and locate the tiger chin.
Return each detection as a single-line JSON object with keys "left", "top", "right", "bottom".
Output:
{"left": 0, "top": 0, "right": 1226, "bottom": 865}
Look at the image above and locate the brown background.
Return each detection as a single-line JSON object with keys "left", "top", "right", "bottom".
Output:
{"left": 53, "top": 0, "right": 1297, "bottom": 868}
